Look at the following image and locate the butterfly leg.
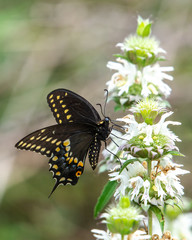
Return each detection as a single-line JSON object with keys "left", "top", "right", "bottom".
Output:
{"left": 104, "top": 141, "right": 122, "bottom": 167}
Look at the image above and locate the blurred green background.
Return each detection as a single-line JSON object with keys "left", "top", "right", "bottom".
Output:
{"left": 0, "top": 0, "right": 191, "bottom": 239}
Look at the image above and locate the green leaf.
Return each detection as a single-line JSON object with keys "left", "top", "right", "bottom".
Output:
{"left": 94, "top": 180, "right": 119, "bottom": 218}
{"left": 119, "top": 158, "right": 141, "bottom": 174}
{"left": 150, "top": 205, "right": 164, "bottom": 233}
{"left": 166, "top": 151, "right": 185, "bottom": 157}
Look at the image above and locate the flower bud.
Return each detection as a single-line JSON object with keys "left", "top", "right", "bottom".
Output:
{"left": 165, "top": 204, "right": 182, "bottom": 220}
{"left": 136, "top": 16, "right": 152, "bottom": 37}
{"left": 119, "top": 196, "right": 131, "bottom": 209}
{"left": 106, "top": 206, "right": 140, "bottom": 235}
{"left": 118, "top": 36, "right": 165, "bottom": 67}
{"left": 131, "top": 99, "right": 165, "bottom": 125}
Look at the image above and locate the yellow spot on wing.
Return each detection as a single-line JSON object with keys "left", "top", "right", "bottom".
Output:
{"left": 52, "top": 156, "right": 58, "bottom": 161}
{"left": 56, "top": 171, "right": 61, "bottom": 176}
{"left": 56, "top": 113, "right": 60, "bottom": 118}
{"left": 56, "top": 141, "right": 61, "bottom": 146}
{"left": 76, "top": 171, "right": 82, "bottom": 177}
{"left": 66, "top": 146, "right": 70, "bottom": 152}
{"left": 74, "top": 158, "right": 78, "bottom": 164}
{"left": 59, "top": 177, "right": 65, "bottom": 182}
{"left": 31, "top": 144, "right": 36, "bottom": 149}
{"left": 64, "top": 153, "right": 69, "bottom": 157}
{"left": 56, "top": 95, "right": 60, "bottom": 100}
{"left": 64, "top": 109, "right": 69, "bottom": 113}
{"left": 67, "top": 115, "right": 71, "bottom": 120}
{"left": 52, "top": 164, "right": 58, "bottom": 170}
{"left": 51, "top": 139, "right": 57, "bottom": 144}
{"left": 50, "top": 99, "right": 54, "bottom": 103}
{"left": 46, "top": 137, "right": 52, "bottom": 142}
{"left": 46, "top": 150, "right": 50, "bottom": 155}
{"left": 55, "top": 147, "right": 60, "bottom": 152}
{"left": 41, "top": 148, "right": 46, "bottom": 152}
{"left": 63, "top": 139, "right": 70, "bottom": 146}
{"left": 65, "top": 92, "right": 68, "bottom": 96}
{"left": 41, "top": 136, "right": 47, "bottom": 141}
{"left": 49, "top": 94, "right": 53, "bottom": 99}
{"left": 26, "top": 143, "right": 31, "bottom": 148}
{"left": 36, "top": 146, "right": 41, "bottom": 150}
{"left": 54, "top": 108, "right": 58, "bottom": 112}
{"left": 59, "top": 119, "right": 62, "bottom": 124}
{"left": 77, "top": 161, "right": 84, "bottom": 167}
{"left": 22, "top": 143, "right": 27, "bottom": 147}
{"left": 18, "top": 141, "right": 23, "bottom": 146}
{"left": 52, "top": 103, "right": 56, "bottom": 107}
{"left": 36, "top": 136, "right": 41, "bottom": 140}
{"left": 62, "top": 104, "right": 66, "bottom": 108}
{"left": 30, "top": 136, "right": 35, "bottom": 141}
{"left": 41, "top": 129, "right": 46, "bottom": 133}
{"left": 69, "top": 157, "right": 73, "bottom": 164}
{"left": 60, "top": 100, "right": 63, "bottom": 104}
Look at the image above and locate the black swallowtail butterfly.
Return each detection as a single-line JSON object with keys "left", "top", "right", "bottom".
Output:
{"left": 15, "top": 89, "right": 111, "bottom": 196}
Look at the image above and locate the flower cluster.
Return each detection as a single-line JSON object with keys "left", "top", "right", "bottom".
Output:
{"left": 92, "top": 16, "right": 190, "bottom": 240}
{"left": 106, "top": 17, "right": 173, "bottom": 110}
{"left": 107, "top": 99, "right": 189, "bottom": 208}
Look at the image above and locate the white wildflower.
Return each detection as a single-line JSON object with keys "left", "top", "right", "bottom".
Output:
{"left": 109, "top": 161, "right": 146, "bottom": 199}
{"left": 118, "top": 111, "right": 181, "bottom": 147}
{"left": 141, "top": 180, "right": 151, "bottom": 206}
{"left": 106, "top": 58, "right": 136, "bottom": 94}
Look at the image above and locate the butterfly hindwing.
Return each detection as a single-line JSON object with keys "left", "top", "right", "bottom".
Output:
{"left": 48, "top": 131, "right": 94, "bottom": 195}
{"left": 47, "top": 89, "right": 101, "bottom": 125}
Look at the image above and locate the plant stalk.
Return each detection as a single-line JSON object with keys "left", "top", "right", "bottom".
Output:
{"left": 147, "top": 160, "right": 152, "bottom": 238}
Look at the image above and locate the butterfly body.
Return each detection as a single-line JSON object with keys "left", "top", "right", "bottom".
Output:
{"left": 15, "top": 89, "right": 111, "bottom": 195}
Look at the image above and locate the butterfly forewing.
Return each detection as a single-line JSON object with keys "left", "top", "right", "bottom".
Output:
{"left": 15, "top": 125, "right": 63, "bottom": 157}
{"left": 47, "top": 89, "right": 101, "bottom": 125}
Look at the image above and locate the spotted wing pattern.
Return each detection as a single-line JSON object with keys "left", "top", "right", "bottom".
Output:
{"left": 48, "top": 132, "right": 93, "bottom": 196}
{"left": 15, "top": 124, "right": 94, "bottom": 195}
{"left": 47, "top": 89, "right": 101, "bottom": 125}
{"left": 15, "top": 125, "right": 64, "bottom": 157}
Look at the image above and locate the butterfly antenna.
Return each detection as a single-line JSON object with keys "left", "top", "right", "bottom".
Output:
{"left": 96, "top": 103, "right": 105, "bottom": 118}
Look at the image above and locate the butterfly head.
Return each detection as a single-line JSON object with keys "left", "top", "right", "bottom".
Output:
{"left": 97, "top": 117, "right": 111, "bottom": 141}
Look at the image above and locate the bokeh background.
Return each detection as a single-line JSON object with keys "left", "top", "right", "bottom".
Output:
{"left": 0, "top": 0, "right": 191, "bottom": 239}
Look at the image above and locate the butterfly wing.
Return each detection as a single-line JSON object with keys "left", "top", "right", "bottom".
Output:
{"left": 47, "top": 88, "right": 101, "bottom": 125}
{"left": 49, "top": 131, "right": 94, "bottom": 196}
{"left": 15, "top": 123, "right": 95, "bottom": 195}
{"left": 15, "top": 125, "right": 63, "bottom": 157}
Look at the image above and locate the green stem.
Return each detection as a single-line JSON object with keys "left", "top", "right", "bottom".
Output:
{"left": 121, "top": 234, "right": 124, "bottom": 240}
{"left": 148, "top": 208, "right": 153, "bottom": 237}
{"left": 147, "top": 160, "right": 152, "bottom": 238}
